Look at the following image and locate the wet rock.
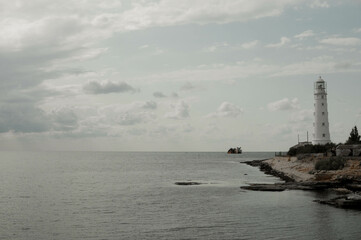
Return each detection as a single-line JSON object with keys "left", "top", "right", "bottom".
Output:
{"left": 315, "top": 194, "right": 361, "bottom": 210}
{"left": 345, "top": 184, "right": 361, "bottom": 191}
{"left": 243, "top": 160, "right": 294, "bottom": 182}
{"left": 240, "top": 182, "right": 331, "bottom": 192}
{"left": 241, "top": 184, "right": 286, "bottom": 192}
{"left": 175, "top": 182, "right": 202, "bottom": 186}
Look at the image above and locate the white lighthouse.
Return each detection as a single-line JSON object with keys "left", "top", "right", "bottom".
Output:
{"left": 312, "top": 76, "right": 331, "bottom": 145}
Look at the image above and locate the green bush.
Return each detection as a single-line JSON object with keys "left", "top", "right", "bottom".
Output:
{"left": 315, "top": 157, "right": 346, "bottom": 171}
{"left": 287, "top": 143, "right": 336, "bottom": 156}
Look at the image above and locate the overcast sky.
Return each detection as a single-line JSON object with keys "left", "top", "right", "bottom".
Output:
{"left": 1, "top": 0, "right": 361, "bottom": 152}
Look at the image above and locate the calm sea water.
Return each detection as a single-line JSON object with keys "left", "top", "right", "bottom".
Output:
{"left": 0, "top": 151, "right": 360, "bottom": 240}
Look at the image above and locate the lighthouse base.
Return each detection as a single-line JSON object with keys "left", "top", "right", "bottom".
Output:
{"left": 312, "top": 139, "right": 331, "bottom": 145}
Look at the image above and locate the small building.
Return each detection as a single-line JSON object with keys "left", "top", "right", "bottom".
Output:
{"left": 336, "top": 144, "right": 361, "bottom": 157}
{"left": 291, "top": 141, "right": 312, "bottom": 149}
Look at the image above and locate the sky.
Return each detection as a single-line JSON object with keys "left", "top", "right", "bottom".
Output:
{"left": 0, "top": 0, "right": 361, "bottom": 152}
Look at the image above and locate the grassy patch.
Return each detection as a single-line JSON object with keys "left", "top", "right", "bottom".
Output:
{"left": 315, "top": 157, "right": 346, "bottom": 171}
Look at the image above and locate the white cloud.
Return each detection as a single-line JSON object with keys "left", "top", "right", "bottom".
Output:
{"left": 203, "top": 42, "right": 229, "bottom": 52}
{"left": 309, "top": 0, "right": 330, "bottom": 8}
{"left": 267, "top": 98, "right": 299, "bottom": 111}
{"left": 289, "top": 109, "right": 313, "bottom": 123}
{"left": 207, "top": 102, "right": 243, "bottom": 118}
{"left": 319, "top": 37, "right": 361, "bottom": 46}
{"left": 99, "top": 103, "right": 157, "bottom": 127}
{"left": 164, "top": 101, "right": 190, "bottom": 119}
{"left": 117, "top": 0, "right": 302, "bottom": 31}
{"left": 272, "top": 56, "right": 361, "bottom": 77}
{"left": 266, "top": 37, "right": 291, "bottom": 48}
{"left": 241, "top": 40, "right": 259, "bottom": 49}
{"left": 134, "top": 56, "right": 361, "bottom": 85}
{"left": 294, "top": 30, "right": 314, "bottom": 39}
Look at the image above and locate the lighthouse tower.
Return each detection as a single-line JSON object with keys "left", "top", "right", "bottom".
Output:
{"left": 312, "top": 76, "right": 331, "bottom": 145}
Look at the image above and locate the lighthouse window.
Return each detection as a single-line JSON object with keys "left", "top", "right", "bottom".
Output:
{"left": 322, "top": 122, "right": 325, "bottom": 126}
{"left": 322, "top": 103, "right": 324, "bottom": 106}
{"left": 322, "top": 112, "right": 325, "bottom": 115}
{"left": 323, "top": 134, "right": 326, "bottom": 137}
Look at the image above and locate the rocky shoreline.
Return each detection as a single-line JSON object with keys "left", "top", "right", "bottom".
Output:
{"left": 241, "top": 157, "right": 361, "bottom": 210}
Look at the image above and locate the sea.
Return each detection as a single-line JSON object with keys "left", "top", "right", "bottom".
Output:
{"left": 0, "top": 151, "right": 360, "bottom": 240}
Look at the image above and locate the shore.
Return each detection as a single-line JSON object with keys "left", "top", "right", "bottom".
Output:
{"left": 242, "top": 156, "right": 361, "bottom": 209}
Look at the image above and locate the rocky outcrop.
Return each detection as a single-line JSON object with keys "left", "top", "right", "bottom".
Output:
{"left": 243, "top": 160, "right": 295, "bottom": 182}
{"left": 242, "top": 158, "right": 361, "bottom": 210}
{"left": 315, "top": 194, "right": 361, "bottom": 209}
{"left": 241, "top": 182, "right": 339, "bottom": 192}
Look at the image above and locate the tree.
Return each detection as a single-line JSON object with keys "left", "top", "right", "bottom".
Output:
{"left": 346, "top": 126, "right": 361, "bottom": 144}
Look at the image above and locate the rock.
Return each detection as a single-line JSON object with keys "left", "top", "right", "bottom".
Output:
{"left": 242, "top": 160, "right": 265, "bottom": 167}
{"left": 346, "top": 184, "right": 361, "bottom": 191}
{"left": 242, "top": 160, "right": 295, "bottom": 182}
{"left": 331, "top": 188, "right": 353, "bottom": 194}
{"left": 315, "top": 194, "right": 361, "bottom": 210}
{"left": 175, "top": 182, "right": 202, "bottom": 186}
{"left": 241, "top": 184, "right": 286, "bottom": 192}
{"left": 240, "top": 182, "right": 333, "bottom": 192}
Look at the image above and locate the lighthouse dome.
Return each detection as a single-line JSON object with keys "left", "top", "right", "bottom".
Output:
{"left": 317, "top": 76, "right": 325, "bottom": 83}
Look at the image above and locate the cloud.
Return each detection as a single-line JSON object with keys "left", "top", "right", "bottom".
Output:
{"left": 118, "top": 0, "right": 302, "bottom": 31}
{"left": 319, "top": 37, "right": 361, "bottom": 46}
{"left": 171, "top": 92, "right": 179, "bottom": 98}
{"left": 203, "top": 42, "right": 229, "bottom": 52}
{"left": 0, "top": 102, "right": 51, "bottom": 133}
{"left": 309, "top": 0, "right": 330, "bottom": 8}
{"left": 266, "top": 37, "right": 291, "bottom": 48}
{"left": 141, "top": 101, "right": 158, "bottom": 109}
{"left": 83, "top": 81, "right": 137, "bottom": 94}
{"left": 137, "top": 56, "right": 361, "bottom": 85}
{"left": 241, "top": 40, "right": 259, "bottom": 49}
{"left": 271, "top": 56, "right": 361, "bottom": 77}
{"left": 267, "top": 98, "right": 299, "bottom": 111}
{"left": 207, "top": 102, "right": 243, "bottom": 118}
{"left": 51, "top": 108, "right": 78, "bottom": 131}
{"left": 99, "top": 103, "right": 157, "bottom": 127}
{"left": 165, "top": 101, "right": 190, "bottom": 119}
{"left": 139, "top": 44, "right": 149, "bottom": 49}
{"left": 289, "top": 109, "right": 313, "bottom": 123}
{"left": 153, "top": 91, "right": 167, "bottom": 98}
{"left": 180, "top": 82, "right": 196, "bottom": 91}
{"left": 294, "top": 30, "right": 314, "bottom": 39}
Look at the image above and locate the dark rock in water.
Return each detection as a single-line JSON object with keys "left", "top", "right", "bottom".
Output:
{"left": 175, "top": 182, "right": 202, "bottom": 186}
{"left": 315, "top": 194, "right": 361, "bottom": 210}
{"left": 241, "top": 184, "right": 286, "bottom": 192}
{"left": 242, "top": 159, "right": 265, "bottom": 167}
{"left": 345, "top": 184, "right": 361, "bottom": 191}
{"left": 241, "top": 182, "right": 336, "bottom": 192}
